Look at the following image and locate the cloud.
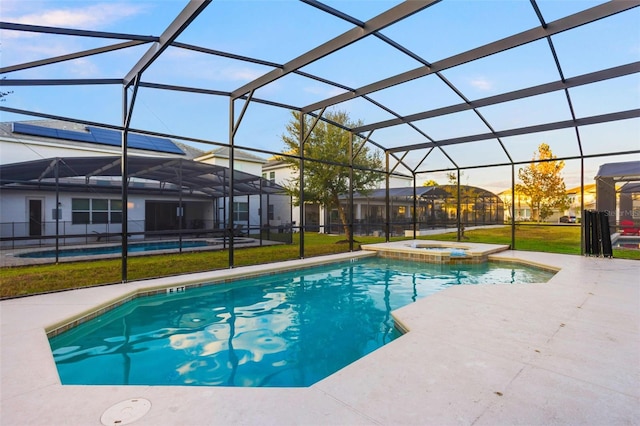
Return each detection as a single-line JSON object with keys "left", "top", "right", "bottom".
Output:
{"left": 162, "top": 49, "right": 266, "bottom": 83}
{"left": 469, "top": 77, "right": 493, "bottom": 91}
{"left": 68, "top": 58, "right": 100, "bottom": 78}
{"left": 217, "top": 67, "right": 264, "bottom": 82}
{"left": 6, "top": 3, "right": 144, "bottom": 32}
{"left": 1, "top": 2, "right": 145, "bottom": 43}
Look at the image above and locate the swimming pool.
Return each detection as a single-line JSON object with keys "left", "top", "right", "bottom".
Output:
{"left": 17, "top": 240, "right": 213, "bottom": 258}
{"left": 49, "top": 257, "right": 555, "bottom": 387}
{"left": 613, "top": 237, "right": 640, "bottom": 249}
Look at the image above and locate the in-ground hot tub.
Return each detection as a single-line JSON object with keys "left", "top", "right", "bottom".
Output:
{"left": 361, "top": 240, "right": 511, "bottom": 264}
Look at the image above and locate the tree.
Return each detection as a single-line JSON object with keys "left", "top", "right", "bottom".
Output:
{"left": 422, "top": 179, "right": 439, "bottom": 187}
{"left": 516, "top": 143, "right": 569, "bottom": 222}
{"left": 0, "top": 79, "right": 12, "bottom": 102}
{"left": 280, "top": 110, "right": 383, "bottom": 241}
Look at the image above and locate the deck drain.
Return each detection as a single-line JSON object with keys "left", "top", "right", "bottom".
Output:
{"left": 101, "top": 398, "right": 151, "bottom": 425}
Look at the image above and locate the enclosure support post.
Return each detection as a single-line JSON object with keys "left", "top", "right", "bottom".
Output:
{"left": 580, "top": 157, "right": 585, "bottom": 255}
{"left": 385, "top": 151, "right": 390, "bottom": 242}
{"left": 511, "top": 164, "right": 516, "bottom": 250}
{"left": 456, "top": 169, "right": 461, "bottom": 242}
{"left": 178, "top": 160, "right": 183, "bottom": 253}
{"left": 259, "top": 181, "right": 264, "bottom": 246}
{"left": 54, "top": 158, "right": 60, "bottom": 264}
{"left": 121, "top": 74, "right": 140, "bottom": 283}
{"left": 412, "top": 173, "right": 417, "bottom": 239}
{"left": 349, "top": 132, "right": 354, "bottom": 252}
{"left": 299, "top": 112, "right": 305, "bottom": 259}
{"left": 228, "top": 99, "right": 235, "bottom": 267}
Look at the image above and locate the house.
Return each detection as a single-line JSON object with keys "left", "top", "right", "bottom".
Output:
{"left": 564, "top": 183, "right": 596, "bottom": 218}
{"left": 498, "top": 189, "right": 532, "bottom": 222}
{"left": 262, "top": 155, "right": 413, "bottom": 234}
{"left": 0, "top": 120, "right": 288, "bottom": 247}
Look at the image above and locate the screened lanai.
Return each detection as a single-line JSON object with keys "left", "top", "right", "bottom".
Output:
{"left": 1, "top": 0, "right": 639, "bottom": 283}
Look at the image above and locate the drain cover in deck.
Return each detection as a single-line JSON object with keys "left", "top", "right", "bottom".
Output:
{"left": 101, "top": 398, "right": 151, "bottom": 425}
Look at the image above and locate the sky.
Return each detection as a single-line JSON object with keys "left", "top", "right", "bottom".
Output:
{"left": 1, "top": 0, "right": 639, "bottom": 192}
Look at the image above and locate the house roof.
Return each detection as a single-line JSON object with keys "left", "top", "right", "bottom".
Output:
{"left": 0, "top": 120, "right": 208, "bottom": 159}
{"left": 595, "top": 161, "right": 640, "bottom": 181}
{"left": 346, "top": 185, "right": 499, "bottom": 199}
{"left": 0, "top": 156, "right": 285, "bottom": 197}
{"left": 196, "top": 146, "right": 267, "bottom": 164}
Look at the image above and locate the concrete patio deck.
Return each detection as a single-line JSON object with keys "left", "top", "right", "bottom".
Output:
{"left": 1, "top": 249, "right": 638, "bottom": 425}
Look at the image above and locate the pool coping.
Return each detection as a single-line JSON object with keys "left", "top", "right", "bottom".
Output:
{"left": 1, "top": 249, "right": 639, "bottom": 425}
{"left": 362, "top": 240, "right": 512, "bottom": 264}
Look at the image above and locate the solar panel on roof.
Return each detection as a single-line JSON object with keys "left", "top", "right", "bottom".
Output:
{"left": 12, "top": 122, "right": 184, "bottom": 155}
{"left": 13, "top": 122, "right": 57, "bottom": 138}
{"left": 87, "top": 127, "right": 120, "bottom": 147}
{"left": 57, "top": 128, "right": 95, "bottom": 143}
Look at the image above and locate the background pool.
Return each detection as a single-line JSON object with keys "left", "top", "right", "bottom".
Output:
{"left": 613, "top": 237, "right": 640, "bottom": 249}
{"left": 18, "top": 240, "right": 211, "bottom": 258}
{"left": 49, "top": 257, "right": 555, "bottom": 387}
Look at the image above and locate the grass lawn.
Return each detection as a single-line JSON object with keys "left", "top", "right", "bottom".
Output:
{"left": 1, "top": 226, "right": 637, "bottom": 298}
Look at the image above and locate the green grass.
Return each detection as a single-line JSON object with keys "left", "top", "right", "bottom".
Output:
{"left": 1, "top": 227, "right": 637, "bottom": 298}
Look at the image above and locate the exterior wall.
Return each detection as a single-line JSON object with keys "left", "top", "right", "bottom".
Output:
{"left": 1, "top": 126, "right": 282, "bottom": 244}
{"left": 262, "top": 162, "right": 300, "bottom": 228}
{"left": 262, "top": 160, "right": 411, "bottom": 234}
{"left": 0, "top": 136, "right": 175, "bottom": 165}
{"left": 262, "top": 193, "right": 293, "bottom": 228}
{"left": 0, "top": 188, "right": 217, "bottom": 248}
{"left": 498, "top": 191, "right": 531, "bottom": 222}
{"left": 199, "top": 157, "right": 263, "bottom": 176}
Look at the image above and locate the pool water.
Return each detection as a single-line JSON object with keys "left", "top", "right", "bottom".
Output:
{"left": 18, "top": 240, "right": 211, "bottom": 258}
{"left": 49, "top": 257, "right": 555, "bottom": 387}
{"left": 613, "top": 237, "right": 640, "bottom": 249}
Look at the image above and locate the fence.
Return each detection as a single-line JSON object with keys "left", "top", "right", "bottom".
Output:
{"left": 0, "top": 219, "right": 292, "bottom": 249}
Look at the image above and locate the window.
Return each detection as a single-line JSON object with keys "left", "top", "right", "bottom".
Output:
{"left": 268, "top": 204, "right": 274, "bottom": 220}
{"left": 233, "top": 202, "right": 249, "bottom": 222}
{"left": 72, "top": 198, "right": 123, "bottom": 224}
{"left": 263, "top": 171, "right": 276, "bottom": 186}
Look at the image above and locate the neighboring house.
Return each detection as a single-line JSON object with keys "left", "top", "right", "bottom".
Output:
{"left": 499, "top": 183, "right": 598, "bottom": 223}
{"left": 195, "top": 147, "right": 276, "bottom": 230}
{"left": 336, "top": 185, "right": 504, "bottom": 235}
{"left": 564, "top": 184, "right": 596, "bottom": 217}
{"left": 262, "top": 155, "right": 413, "bottom": 233}
{"left": 263, "top": 155, "right": 504, "bottom": 235}
{"left": 261, "top": 157, "right": 301, "bottom": 230}
{"left": 498, "top": 189, "right": 531, "bottom": 222}
{"left": 0, "top": 120, "right": 287, "bottom": 247}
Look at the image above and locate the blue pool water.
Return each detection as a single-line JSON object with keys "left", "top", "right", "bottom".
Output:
{"left": 49, "top": 257, "right": 555, "bottom": 387}
{"left": 18, "top": 240, "right": 211, "bottom": 258}
{"left": 613, "top": 237, "right": 640, "bottom": 249}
